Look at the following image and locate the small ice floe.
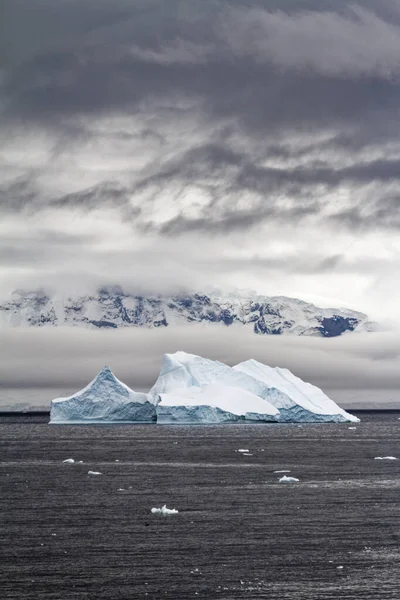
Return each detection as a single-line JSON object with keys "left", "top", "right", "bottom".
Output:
{"left": 117, "top": 488, "right": 125, "bottom": 491}
{"left": 238, "top": 449, "right": 249, "bottom": 453}
{"left": 88, "top": 470, "right": 102, "bottom": 475}
{"left": 242, "top": 453, "right": 253, "bottom": 456}
{"left": 115, "top": 460, "right": 120, "bottom": 462}
{"left": 337, "top": 566, "right": 344, "bottom": 570}
{"left": 279, "top": 475, "right": 299, "bottom": 483}
{"left": 151, "top": 505, "right": 179, "bottom": 515}
{"left": 274, "top": 470, "right": 291, "bottom": 473}
{"left": 62, "top": 458, "right": 74, "bottom": 464}
{"left": 348, "top": 427, "right": 357, "bottom": 430}
{"left": 374, "top": 456, "right": 397, "bottom": 460}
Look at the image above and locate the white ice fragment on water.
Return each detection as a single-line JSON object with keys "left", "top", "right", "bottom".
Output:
{"left": 274, "top": 470, "right": 291, "bottom": 473}
{"left": 238, "top": 449, "right": 249, "bottom": 453}
{"left": 337, "top": 566, "right": 344, "bottom": 569}
{"left": 62, "top": 458, "right": 74, "bottom": 463}
{"left": 115, "top": 460, "right": 119, "bottom": 462}
{"left": 117, "top": 488, "right": 125, "bottom": 491}
{"left": 374, "top": 456, "right": 397, "bottom": 460}
{"left": 242, "top": 453, "right": 253, "bottom": 456}
{"left": 151, "top": 505, "right": 179, "bottom": 515}
{"left": 279, "top": 475, "right": 299, "bottom": 483}
{"left": 348, "top": 427, "right": 356, "bottom": 430}
{"left": 88, "top": 470, "right": 102, "bottom": 475}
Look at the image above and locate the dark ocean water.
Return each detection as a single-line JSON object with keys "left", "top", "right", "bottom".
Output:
{"left": 1, "top": 413, "right": 400, "bottom": 599}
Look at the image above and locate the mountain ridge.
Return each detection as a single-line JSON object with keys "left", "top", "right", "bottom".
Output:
{"left": 0, "top": 287, "right": 377, "bottom": 337}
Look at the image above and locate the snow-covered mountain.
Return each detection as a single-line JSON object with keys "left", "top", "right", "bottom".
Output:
{"left": 0, "top": 287, "right": 377, "bottom": 337}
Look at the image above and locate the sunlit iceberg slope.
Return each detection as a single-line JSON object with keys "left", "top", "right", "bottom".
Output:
{"left": 234, "top": 359, "right": 359, "bottom": 423}
{"left": 50, "top": 366, "right": 156, "bottom": 423}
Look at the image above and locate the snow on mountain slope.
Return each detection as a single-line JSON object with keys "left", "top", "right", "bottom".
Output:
{"left": 50, "top": 366, "right": 156, "bottom": 424}
{"left": 234, "top": 359, "right": 359, "bottom": 423}
{"left": 157, "top": 384, "right": 280, "bottom": 423}
{"left": 0, "top": 287, "right": 377, "bottom": 337}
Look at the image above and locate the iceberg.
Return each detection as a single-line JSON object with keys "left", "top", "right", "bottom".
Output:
{"left": 234, "top": 359, "right": 359, "bottom": 423}
{"left": 151, "top": 505, "right": 179, "bottom": 515}
{"left": 49, "top": 352, "right": 358, "bottom": 425}
{"left": 279, "top": 475, "right": 299, "bottom": 483}
{"left": 374, "top": 456, "right": 397, "bottom": 460}
{"left": 150, "top": 352, "right": 282, "bottom": 423}
{"left": 50, "top": 366, "right": 156, "bottom": 424}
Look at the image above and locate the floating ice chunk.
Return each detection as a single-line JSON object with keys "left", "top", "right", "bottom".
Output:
{"left": 88, "top": 470, "right": 102, "bottom": 475}
{"left": 374, "top": 456, "right": 397, "bottom": 460}
{"left": 238, "top": 449, "right": 249, "bottom": 453}
{"left": 62, "top": 458, "right": 74, "bottom": 464}
{"left": 242, "top": 453, "right": 253, "bottom": 456}
{"left": 117, "top": 488, "right": 125, "bottom": 491}
{"left": 348, "top": 427, "right": 357, "bottom": 430}
{"left": 274, "top": 470, "right": 291, "bottom": 473}
{"left": 279, "top": 475, "right": 299, "bottom": 483}
{"left": 151, "top": 505, "right": 179, "bottom": 515}
{"left": 337, "top": 566, "right": 344, "bottom": 569}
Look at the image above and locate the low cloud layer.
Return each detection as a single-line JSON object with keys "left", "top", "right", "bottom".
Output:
{"left": 1, "top": 327, "right": 400, "bottom": 398}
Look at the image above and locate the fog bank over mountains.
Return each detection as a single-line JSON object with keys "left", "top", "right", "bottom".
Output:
{"left": 1, "top": 327, "right": 400, "bottom": 398}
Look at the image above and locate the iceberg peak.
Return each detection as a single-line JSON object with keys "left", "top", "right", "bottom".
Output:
{"left": 50, "top": 366, "right": 157, "bottom": 424}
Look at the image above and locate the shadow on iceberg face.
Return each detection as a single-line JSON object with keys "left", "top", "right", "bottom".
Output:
{"left": 156, "top": 404, "right": 278, "bottom": 424}
{"left": 278, "top": 407, "right": 349, "bottom": 423}
{"left": 50, "top": 400, "right": 157, "bottom": 424}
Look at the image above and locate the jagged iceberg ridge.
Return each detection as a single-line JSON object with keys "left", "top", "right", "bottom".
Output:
{"left": 49, "top": 353, "right": 359, "bottom": 424}
{"left": 150, "top": 352, "right": 358, "bottom": 424}
{"left": 50, "top": 366, "right": 156, "bottom": 424}
{"left": 0, "top": 288, "right": 377, "bottom": 337}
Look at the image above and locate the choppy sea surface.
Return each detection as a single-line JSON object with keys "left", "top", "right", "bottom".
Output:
{"left": 1, "top": 412, "right": 400, "bottom": 599}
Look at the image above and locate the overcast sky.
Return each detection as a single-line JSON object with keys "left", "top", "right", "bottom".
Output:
{"left": 2, "top": 0, "right": 400, "bottom": 321}
{"left": 1, "top": 1, "right": 400, "bottom": 402}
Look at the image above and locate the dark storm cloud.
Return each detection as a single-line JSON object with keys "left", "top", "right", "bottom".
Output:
{"left": 2, "top": 0, "right": 400, "bottom": 233}
{"left": 3, "top": 1, "right": 400, "bottom": 128}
